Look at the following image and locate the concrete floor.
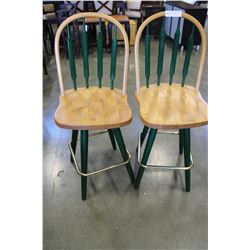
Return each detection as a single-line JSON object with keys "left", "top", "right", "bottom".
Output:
{"left": 43, "top": 35, "right": 208, "bottom": 249}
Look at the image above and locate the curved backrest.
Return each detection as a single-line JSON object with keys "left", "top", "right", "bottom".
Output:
{"left": 134, "top": 11, "right": 207, "bottom": 94}
{"left": 55, "top": 12, "right": 129, "bottom": 96}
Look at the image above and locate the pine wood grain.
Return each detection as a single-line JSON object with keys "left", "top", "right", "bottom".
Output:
{"left": 55, "top": 87, "right": 132, "bottom": 130}
{"left": 135, "top": 83, "right": 208, "bottom": 129}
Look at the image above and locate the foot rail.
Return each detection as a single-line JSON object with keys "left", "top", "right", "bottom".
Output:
{"left": 68, "top": 130, "right": 132, "bottom": 177}
{"left": 137, "top": 130, "right": 194, "bottom": 170}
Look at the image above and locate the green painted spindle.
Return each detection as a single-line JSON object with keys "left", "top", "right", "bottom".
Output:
{"left": 181, "top": 26, "right": 194, "bottom": 86}
{"left": 183, "top": 128, "right": 191, "bottom": 192}
{"left": 66, "top": 25, "right": 77, "bottom": 90}
{"left": 110, "top": 26, "right": 117, "bottom": 90}
{"left": 134, "top": 128, "right": 158, "bottom": 189}
{"left": 80, "top": 130, "right": 88, "bottom": 200}
{"left": 97, "top": 18, "right": 103, "bottom": 88}
{"left": 157, "top": 18, "right": 166, "bottom": 86}
{"left": 169, "top": 18, "right": 181, "bottom": 85}
{"left": 145, "top": 25, "right": 150, "bottom": 88}
{"left": 82, "top": 18, "right": 89, "bottom": 88}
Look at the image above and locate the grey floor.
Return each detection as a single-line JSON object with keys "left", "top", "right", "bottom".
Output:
{"left": 43, "top": 34, "right": 208, "bottom": 249}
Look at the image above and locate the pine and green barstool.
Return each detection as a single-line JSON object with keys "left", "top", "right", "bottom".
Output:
{"left": 134, "top": 11, "right": 207, "bottom": 191}
{"left": 54, "top": 12, "right": 135, "bottom": 200}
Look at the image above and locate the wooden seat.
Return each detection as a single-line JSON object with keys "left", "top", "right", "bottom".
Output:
{"left": 136, "top": 83, "right": 207, "bottom": 129}
{"left": 55, "top": 87, "right": 132, "bottom": 130}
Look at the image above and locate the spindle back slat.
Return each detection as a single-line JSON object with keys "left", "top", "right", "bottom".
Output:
{"left": 134, "top": 11, "right": 207, "bottom": 94}
{"left": 55, "top": 12, "right": 129, "bottom": 96}
{"left": 110, "top": 26, "right": 117, "bottom": 90}
{"left": 97, "top": 18, "right": 103, "bottom": 88}
{"left": 157, "top": 18, "right": 166, "bottom": 85}
{"left": 66, "top": 25, "right": 77, "bottom": 90}
{"left": 82, "top": 18, "right": 89, "bottom": 88}
{"left": 182, "top": 26, "right": 195, "bottom": 86}
{"left": 145, "top": 26, "right": 150, "bottom": 88}
{"left": 169, "top": 18, "right": 180, "bottom": 85}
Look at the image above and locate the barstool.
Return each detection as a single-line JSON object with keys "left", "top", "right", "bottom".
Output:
{"left": 133, "top": 11, "right": 208, "bottom": 192}
{"left": 54, "top": 13, "right": 135, "bottom": 201}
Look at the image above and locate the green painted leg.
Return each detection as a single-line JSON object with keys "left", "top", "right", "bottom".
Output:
{"left": 80, "top": 130, "right": 88, "bottom": 200}
{"left": 179, "top": 129, "right": 184, "bottom": 154}
{"left": 136, "top": 126, "right": 149, "bottom": 153}
{"left": 113, "top": 128, "right": 135, "bottom": 184}
{"left": 183, "top": 128, "right": 191, "bottom": 192}
{"left": 135, "top": 128, "right": 158, "bottom": 189}
{"left": 108, "top": 129, "right": 116, "bottom": 150}
{"left": 70, "top": 130, "right": 78, "bottom": 163}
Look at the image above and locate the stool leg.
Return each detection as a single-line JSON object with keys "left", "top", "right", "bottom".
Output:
{"left": 135, "top": 128, "right": 157, "bottom": 189}
{"left": 179, "top": 129, "right": 184, "bottom": 154}
{"left": 80, "top": 130, "right": 88, "bottom": 200}
{"left": 136, "top": 126, "right": 149, "bottom": 153}
{"left": 101, "top": 22, "right": 107, "bottom": 51}
{"left": 183, "top": 128, "right": 191, "bottom": 192}
{"left": 113, "top": 128, "right": 135, "bottom": 184}
{"left": 108, "top": 129, "right": 116, "bottom": 150}
{"left": 70, "top": 130, "right": 78, "bottom": 163}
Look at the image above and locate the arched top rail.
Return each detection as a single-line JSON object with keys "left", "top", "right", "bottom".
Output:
{"left": 134, "top": 11, "right": 207, "bottom": 94}
{"left": 55, "top": 12, "right": 130, "bottom": 96}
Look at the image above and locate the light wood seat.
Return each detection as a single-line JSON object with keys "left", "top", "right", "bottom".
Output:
{"left": 136, "top": 83, "right": 208, "bottom": 129}
{"left": 55, "top": 87, "right": 132, "bottom": 130}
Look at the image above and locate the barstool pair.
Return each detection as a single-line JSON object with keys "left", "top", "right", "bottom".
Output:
{"left": 54, "top": 12, "right": 207, "bottom": 200}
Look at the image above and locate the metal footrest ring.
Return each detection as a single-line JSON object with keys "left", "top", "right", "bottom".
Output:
{"left": 137, "top": 130, "right": 194, "bottom": 170}
{"left": 68, "top": 132, "right": 132, "bottom": 177}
